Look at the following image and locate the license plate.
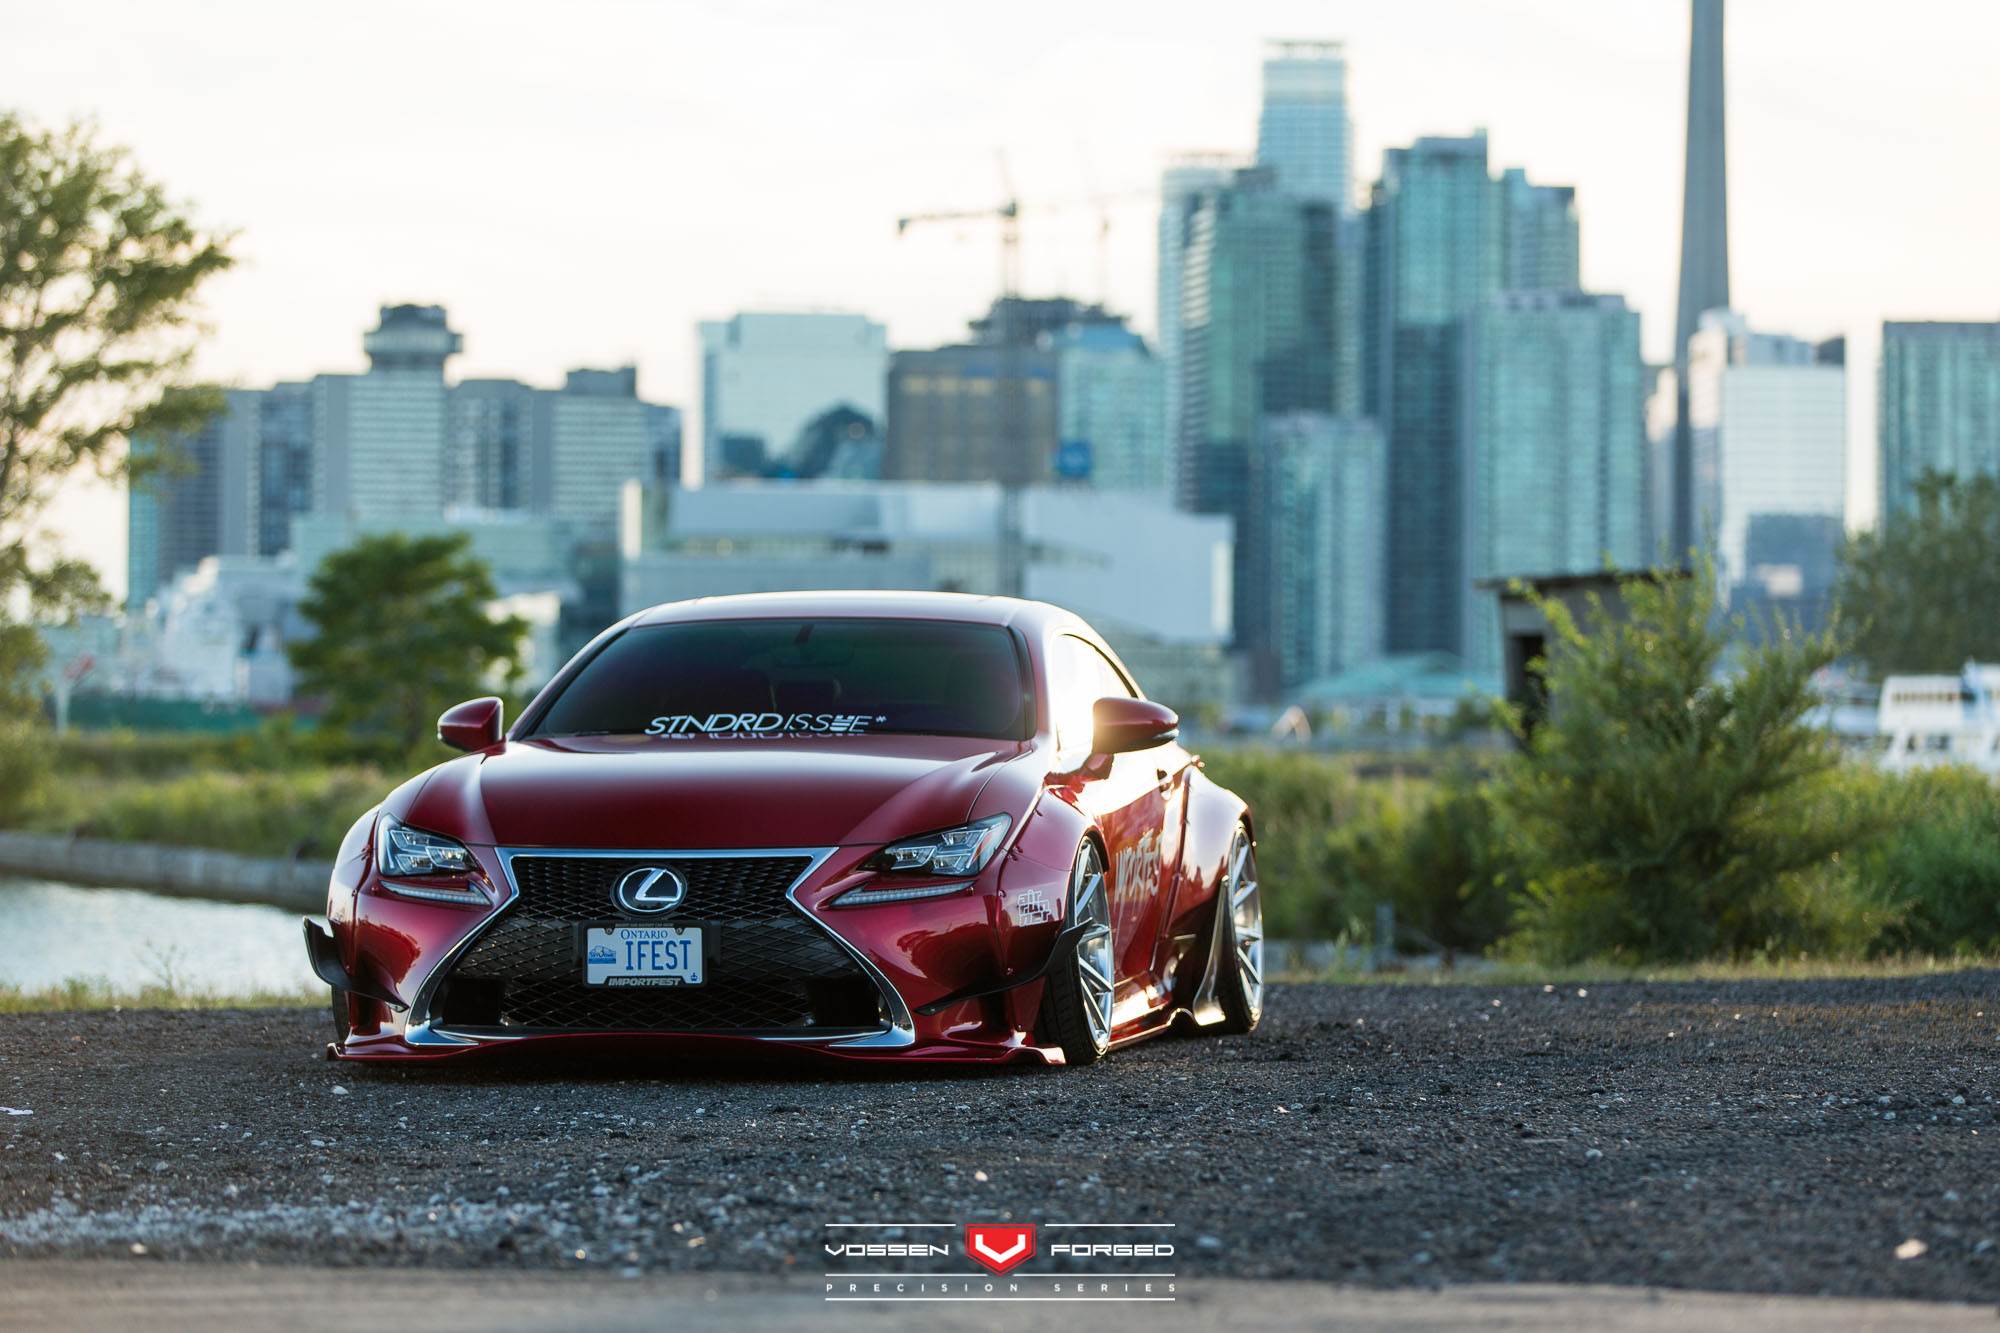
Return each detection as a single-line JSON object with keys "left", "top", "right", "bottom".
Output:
{"left": 584, "top": 926, "right": 704, "bottom": 987}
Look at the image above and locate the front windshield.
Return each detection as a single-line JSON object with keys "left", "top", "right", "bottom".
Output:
{"left": 529, "top": 618, "right": 1031, "bottom": 741}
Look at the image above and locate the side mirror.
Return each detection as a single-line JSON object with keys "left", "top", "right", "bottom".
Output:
{"left": 438, "top": 697, "right": 504, "bottom": 752}
{"left": 1091, "top": 697, "right": 1179, "bottom": 755}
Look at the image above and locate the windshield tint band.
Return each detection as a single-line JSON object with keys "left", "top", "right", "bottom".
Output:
{"left": 529, "top": 618, "right": 1034, "bottom": 742}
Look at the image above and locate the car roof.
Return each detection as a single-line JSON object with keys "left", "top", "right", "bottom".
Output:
{"left": 626, "top": 589, "right": 1075, "bottom": 635}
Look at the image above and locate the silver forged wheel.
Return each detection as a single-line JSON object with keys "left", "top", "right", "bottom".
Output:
{"left": 1072, "top": 845, "right": 1115, "bottom": 1050}
{"left": 1037, "top": 840, "right": 1114, "bottom": 1064}
{"left": 1217, "top": 827, "right": 1263, "bottom": 1032}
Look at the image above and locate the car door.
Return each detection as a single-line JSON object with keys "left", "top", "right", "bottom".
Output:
{"left": 1049, "top": 634, "right": 1176, "bottom": 1012}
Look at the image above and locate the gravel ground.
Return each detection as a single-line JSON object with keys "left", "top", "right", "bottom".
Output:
{"left": 2, "top": 975, "right": 1997, "bottom": 1303}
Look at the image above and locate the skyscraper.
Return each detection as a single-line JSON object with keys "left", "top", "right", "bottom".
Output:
{"left": 1498, "top": 168, "right": 1580, "bottom": 294}
{"left": 698, "top": 313, "right": 886, "bottom": 483}
{"left": 1365, "top": 134, "right": 1584, "bottom": 657}
{"left": 1175, "top": 170, "right": 1339, "bottom": 676}
{"left": 1461, "top": 291, "right": 1647, "bottom": 678}
{"left": 1879, "top": 320, "right": 2000, "bottom": 517}
{"left": 1050, "top": 319, "right": 1167, "bottom": 491}
{"left": 1686, "top": 311, "right": 1846, "bottom": 620}
{"left": 1671, "top": 0, "right": 1730, "bottom": 555}
{"left": 127, "top": 389, "right": 258, "bottom": 607}
{"left": 1157, "top": 154, "right": 1244, "bottom": 499}
{"left": 545, "top": 368, "right": 653, "bottom": 524}
{"left": 314, "top": 304, "right": 461, "bottom": 523}
{"left": 1256, "top": 40, "right": 1352, "bottom": 212}
{"left": 254, "top": 383, "right": 315, "bottom": 560}
{"left": 449, "top": 377, "right": 539, "bottom": 511}
{"left": 1262, "top": 413, "right": 1385, "bottom": 690}
{"left": 1366, "top": 133, "right": 1498, "bottom": 655}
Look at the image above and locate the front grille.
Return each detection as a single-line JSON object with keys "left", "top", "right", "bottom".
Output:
{"left": 435, "top": 852, "right": 885, "bottom": 1034}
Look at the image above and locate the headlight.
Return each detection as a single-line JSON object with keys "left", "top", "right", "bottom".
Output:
{"left": 869, "top": 815, "right": 1011, "bottom": 877}
{"left": 375, "top": 813, "right": 476, "bottom": 878}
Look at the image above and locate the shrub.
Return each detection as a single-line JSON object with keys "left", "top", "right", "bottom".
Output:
{"left": 1845, "top": 767, "right": 2000, "bottom": 954}
{"left": 1494, "top": 562, "right": 1878, "bottom": 963}
{"left": 1201, "top": 749, "right": 1515, "bottom": 952}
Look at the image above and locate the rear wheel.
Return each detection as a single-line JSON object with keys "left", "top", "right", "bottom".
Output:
{"left": 1212, "top": 826, "right": 1263, "bottom": 1034}
{"left": 1036, "top": 841, "right": 1114, "bottom": 1066}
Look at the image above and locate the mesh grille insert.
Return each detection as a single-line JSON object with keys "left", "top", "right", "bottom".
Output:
{"left": 440, "top": 852, "right": 883, "bottom": 1034}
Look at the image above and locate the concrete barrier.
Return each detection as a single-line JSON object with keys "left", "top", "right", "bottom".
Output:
{"left": 0, "top": 832, "right": 326, "bottom": 913}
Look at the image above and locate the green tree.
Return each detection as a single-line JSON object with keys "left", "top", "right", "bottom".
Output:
{"left": 1836, "top": 471, "right": 2000, "bottom": 676}
{"left": 1495, "top": 563, "right": 1869, "bottom": 963}
{"left": 0, "top": 112, "right": 233, "bottom": 814}
{"left": 290, "top": 533, "right": 530, "bottom": 759}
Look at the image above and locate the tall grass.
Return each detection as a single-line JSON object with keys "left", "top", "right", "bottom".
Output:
{"left": 0, "top": 977, "right": 321, "bottom": 1012}
{"left": 21, "top": 765, "right": 389, "bottom": 858}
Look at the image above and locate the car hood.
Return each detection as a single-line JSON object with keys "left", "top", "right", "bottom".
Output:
{"left": 397, "top": 735, "right": 1031, "bottom": 851}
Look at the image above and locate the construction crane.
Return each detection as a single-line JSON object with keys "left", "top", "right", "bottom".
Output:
{"left": 895, "top": 150, "right": 1022, "bottom": 297}
{"left": 895, "top": 148, "right": 1156, "bottom": 306}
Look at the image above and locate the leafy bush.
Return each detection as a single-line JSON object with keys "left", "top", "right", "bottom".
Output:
{"left": 1493, "top": 563, "right": 1877, "bottom": 963}
{"left": 1842, "top": 767, "right": 2000, "bottom": 954}
{"left": 1201, "top": 749, "right": 1514, "bottom": 952}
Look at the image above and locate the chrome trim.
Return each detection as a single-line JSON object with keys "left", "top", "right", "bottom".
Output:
{"left": 786, "top": 878, "right": 917, "bottom": 1050}
{"left": 400, "top": 866, "right": 520, "bottom": 1048}
{"left": 411, "top": 845, "right": 915, "bottom": 1050}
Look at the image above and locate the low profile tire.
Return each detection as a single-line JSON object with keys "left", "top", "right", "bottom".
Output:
{"left": 1211, "top": 826, "right": 1264, "bottom": 1035}
{"left": 1036, "top": 840, "right": 1115, "bottom": 1066}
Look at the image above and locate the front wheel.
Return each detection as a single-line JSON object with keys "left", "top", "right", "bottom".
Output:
{"left": 1036, "top": 841, "right": 1115, "bottom": 1066}
{"left": 1210, "top": 826, "right": 1263, "bottom": 1034}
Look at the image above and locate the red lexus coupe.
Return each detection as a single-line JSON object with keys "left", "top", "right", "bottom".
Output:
{"left": 302, "top": 591, "right": 1262, "bottom": 1065}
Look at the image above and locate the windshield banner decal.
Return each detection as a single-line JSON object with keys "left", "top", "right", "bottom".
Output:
{"left": 646, "top": 712, "right": 886, "bottom": 737}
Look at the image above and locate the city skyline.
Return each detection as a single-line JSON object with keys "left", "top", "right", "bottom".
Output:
{"left": 9, "top": 0, "right": 2000, "bottom": 594}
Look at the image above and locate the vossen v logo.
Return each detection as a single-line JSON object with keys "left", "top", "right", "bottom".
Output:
{"left": 822, "top": 1221, "right": 1179, "bottom": 1302}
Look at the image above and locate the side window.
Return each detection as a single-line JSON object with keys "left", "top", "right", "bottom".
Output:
{"left": 1051, "top": 635, "right": 1138, "bottom": 753}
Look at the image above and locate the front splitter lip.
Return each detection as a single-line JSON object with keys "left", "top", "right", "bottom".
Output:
{"left": 330, "top": 1026, "right": 1060, "bottom": 1066}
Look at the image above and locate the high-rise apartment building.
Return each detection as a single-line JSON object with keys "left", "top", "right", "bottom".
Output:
{"left": 1879, "top": 320, "right": 2000, "bottom": 518}
{"left": 1157, "top": 155, "right": 1245, "bottom": 499}
{"left": 129, "top": 307, "right": 681, "bottom": 602}
{"left": 1261, "top": 413, "right": 1385, "bottom": 691}
{"left": 698, "top": 312, "right": 886, "bottom": 482}
{"left": 313, "top": 304, "right": 460, "bottom": 523}
{"left": 127, "top": 389, "right": 259, "bottom": 607}
{"left": 1365, "top": 133, "right": 1584, "bottom": 657}
{"left": 449, "top": 378, "right": 539, "bottom": 512}
{"left": 254, "top": 384, "right": 315, "bottom": 560}
{"left": 1498, "top": 168, "right": 1580, "bottom": 293}
{"left": 1686, "top": 310, "right": 1846, "bottom": 620}
{"left": 1461, "top": 291, "right": 1647, "bottom": 678}
{"left": 1256, "top": 40, "right": 1352, "bottom": 212}
{"left": 544, "top": 368, "right": 653, "bottom": 524}
{"left": 1050, "top": 320, "right": 1167, "bottom": 490}
{"left": 1366, "top": 134, "right": 1498, "bottom": 656}
{"left": 1174, "top": 170, "right": 1340, "bottom": 671}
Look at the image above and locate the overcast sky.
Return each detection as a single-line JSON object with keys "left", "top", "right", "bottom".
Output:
{"left": 8, "top": 0, "right": 1998, "bottom": 597}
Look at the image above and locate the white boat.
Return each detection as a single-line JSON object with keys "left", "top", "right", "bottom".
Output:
{"left": 1877, "top": 662, "right": 2000, "bottom": 775}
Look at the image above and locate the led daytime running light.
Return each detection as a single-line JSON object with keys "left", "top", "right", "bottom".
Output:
{"left": 834, "top": 881, "right": 976, "bottom": 908}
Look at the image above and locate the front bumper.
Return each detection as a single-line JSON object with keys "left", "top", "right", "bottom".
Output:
{"left": 319, "top": 838, "right": 1073, "bottom": 1064}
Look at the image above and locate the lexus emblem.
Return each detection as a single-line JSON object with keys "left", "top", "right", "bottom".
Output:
{"left": 613, "top": 865, "right": 687, "bottom": 915}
